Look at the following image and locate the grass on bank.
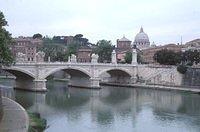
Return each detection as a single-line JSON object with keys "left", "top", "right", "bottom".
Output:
{"left": 28, "top": 112, "right": 47, "bottom": 132}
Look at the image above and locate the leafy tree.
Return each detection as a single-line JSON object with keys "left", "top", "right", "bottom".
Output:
{"left": 153, "top": 49, "right": 181, "bottom": 65}
{"left": 177, "top": 64, "right": 188, "bottom": 74}
{"left": 124, "top": 52, "right": 132, "bottom": 63}
{"left": 38, "top": 43, "right": 68, "bottom": 62}
{"left": 73, "top": 34, "right": 88, "bottom": 46}
{"left": 95, "top": 40, "right": 114, "bottom": 63}
{"left": 33, "top": 33, "right": 42, "bottom": 39}
{"left": 52, "top": 36, "right": 65, "bottom": 43}
{"left": 66, "top": 42, "right": 80, "bottom": 56}
{"left": 0, "top": 11, "right": 13, "bottom": 67}
{"left": 182, "top": 50, "right": 200, "bottom": 65}
{"left": 124, "top": 51, "right": 142, "bottom": 64}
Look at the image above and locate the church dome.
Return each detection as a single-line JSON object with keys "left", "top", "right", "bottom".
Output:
{"left": 134, "top": 27, "right": 149, "bottom": 43}
{"left": 118, "top": 36, "right": 131, "bottom": 42}
{"left": 134, "top": 27, "right": 150, "bottom": 49}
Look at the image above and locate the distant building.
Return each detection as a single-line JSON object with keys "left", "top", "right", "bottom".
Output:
{"left": 77, "top": 46, "right": 92, "bottom": 63}
{"left": 10, "top": 36, "right": 42, "bottom": 62}
{"left": 133, "top": 27, "right": 150, "bottom": 50}
{"left": 141, "top": 44, "right": 182, "bottom": 64}
{"left": 182, "top": 39, "right": 200, "bottom": 52}
{"left": 116, "top": 36, "right": 132, "bottom": 62}
{"left": 63, "top": 36, "right": 74, "bottom": 45}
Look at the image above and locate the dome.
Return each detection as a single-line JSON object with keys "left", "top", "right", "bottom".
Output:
{"left": 133, "top": 27, "right": 150, "bottom": 49}
{"left": 134, "top": 27, "right": 149, "bottom": 43}
{"left": 118, "top": 36, "right": 131, "bottom": 42}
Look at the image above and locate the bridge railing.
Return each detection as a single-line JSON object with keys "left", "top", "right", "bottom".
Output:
{"left": 14, "top": 62, "right": 138, "bottom": 67}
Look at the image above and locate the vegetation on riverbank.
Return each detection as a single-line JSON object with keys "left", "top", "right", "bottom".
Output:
{"left": 28, "top": 112, "right": 47, "bottom": 132}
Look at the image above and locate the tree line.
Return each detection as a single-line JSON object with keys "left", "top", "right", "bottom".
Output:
{"left": 153, "top": 49, "right": 200, "bottom": 74}
{"left": 37, "top": 34, "right": 114, "bottom": 62}
{"left": 153, "top": 49, "right": 200, "bottom": 66}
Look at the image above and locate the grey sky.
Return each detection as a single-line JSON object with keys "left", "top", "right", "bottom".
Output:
{"left": 0, "top": 0, "right": 200, "bottom": 45}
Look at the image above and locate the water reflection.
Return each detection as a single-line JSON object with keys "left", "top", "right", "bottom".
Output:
{"left": 12, "top": 81, "right": 200, "bottom": 132}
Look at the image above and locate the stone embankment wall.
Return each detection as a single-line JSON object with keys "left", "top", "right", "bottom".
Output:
{"left": 137, "top": 65, "right": 183, "bottom": 86}
{"left": 137, "top": 65, "right": 200, "bottom": 87}
{"left": 182, "top": 68, "right": 200, "bottom": 87}
{"left": 0, "top": 89, "right": 3, "bottom": 121}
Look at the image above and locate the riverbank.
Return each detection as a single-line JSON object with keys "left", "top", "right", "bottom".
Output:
{"left": 0, "top": 76, "right": 16, "bottom": 79}
{"left": 28, "top": 112, "right": 47, "bottom": 132}
{"left": 100, "top": 82, "right": 200, "bottom": 94}
{"left": 0, "top": 97, "right": 29, "bottom": 132}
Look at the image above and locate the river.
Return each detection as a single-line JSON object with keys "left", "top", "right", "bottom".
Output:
{"left": 1, "top": 79, "right": 200, "bottom": 132}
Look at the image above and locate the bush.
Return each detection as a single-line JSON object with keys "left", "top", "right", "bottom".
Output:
{"left": 28, "top": 112, "right": 47, "bottom": 132}
{"left": 177, "top": 65, "right": 188, "bottom": 74}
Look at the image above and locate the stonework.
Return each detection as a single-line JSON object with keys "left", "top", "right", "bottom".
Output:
{"left": 4, "top": 62, "right": 137, "bottom": 91}
{"left": 0, "top": 89, "right": 2, "bottom": 121}
{"left": 111, "top": 50, "right": 117, "bottom": 64}
{"left": 132, "top": 49, "right": 137, "bottom": 65}
{"left": 70, "top": 54, "right": 77, "bottom": 63}
{"left": 36, "top": 51, "right": 45, "bottom": 62}
{"left": 91, "top": 54, "right": 99, "bottom": 63}
{"left": 16, "top": 52, "right": 27, "bottom": 62}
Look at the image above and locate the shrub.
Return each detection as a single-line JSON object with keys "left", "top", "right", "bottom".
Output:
{"left": 177, "top": 65, "right": 188, "bottom": 74}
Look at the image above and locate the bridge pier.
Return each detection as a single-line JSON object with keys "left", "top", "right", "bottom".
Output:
{"left": 130, "top": 76, "right": 137, "bottom": 84}
{"left": 33, "top": 79, "right": 47, "bottom": 92}
{"left": 90, "top": 77, "right": 101, "bottom": 89}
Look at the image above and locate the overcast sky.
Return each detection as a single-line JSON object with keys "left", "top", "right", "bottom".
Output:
{"left": 0, "top": 0, "right": 200, "bottom": 45}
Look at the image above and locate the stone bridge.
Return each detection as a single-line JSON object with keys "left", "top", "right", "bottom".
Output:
{"left": 3, "top": 62, "right": 137, "bottom": 91}
{"left": 2, "top": 49, "right": 181, "bottom": 91}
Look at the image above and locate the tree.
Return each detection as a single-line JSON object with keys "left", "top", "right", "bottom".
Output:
{"left": 124, "top": 52, "right": 132, "bottom": 63}
{"left": 66, "top": 42, "right": 79, "bottom": 56}
{"left": 33, "top": 33, "right": 42, "bottom": 39}
{"left": 0, "top": 11, "right": 13, "bottom": 67}
{"left": 153, "top": 49, "right": 181, "bottom": 65}
{"left": 38, "top": 43, "right": 68, "bottom": 62}
{"left": 124, "top": 51, "right": 142, "bottom": 64}
{"left": 95, "top": 40, "right": 114, "bottom": 63}
{"left": 182, "top": 50, "right": 200, "bottom": 65}
{"left": 73, "top": 34, "right": 88, "bottom": 46}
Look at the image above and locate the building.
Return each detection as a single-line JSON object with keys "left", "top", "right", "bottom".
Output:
{"left": 116, "top": 36, "right": 132, "bottom": 62}
{"left": 182, "top": 39, "right": 200, "bottom": 52}
{"left": 133, "top": 27, "right": 150, "bottom": 50}
{"left": 63, "top": 36, "right": 74, "bottom": 45}
{"left": 141, "top": 44, "right": 182, "bottom": 64}
{"left": 10, "top": 37, "right": 42, "bottom": 62}
{"left": 77, "top": 46, "right": 92, "bottom": 63}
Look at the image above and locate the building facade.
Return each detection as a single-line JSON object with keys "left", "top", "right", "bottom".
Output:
{"left": 182, "top": 39, "right": 200, "bottom": 52}
{"left": 10, "top": 37, "right": 42, "bottom": 62}
{"left": 77, "top": 46, "right": 92, "bottom": 62}
{"left": 116, "top": 36, "right": 132, "bottom": 62}
{"left": 141, "top": 44, "right": 182, "bottom": 64}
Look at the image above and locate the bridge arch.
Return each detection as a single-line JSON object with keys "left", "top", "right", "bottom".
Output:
{"left": 43, "top": 66, "right": 92, "bottom": 79}
{"left": 98, "top": 68, "right": 132, "bottom": 77}
{"left": 98, "top": 68, "right": 132, "bottom": 84}
{"left": 3, "top": 67, "right": 35, "bottom": 79}
{"left": 3, "top": 67, "right": 36, "bottom": 90}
